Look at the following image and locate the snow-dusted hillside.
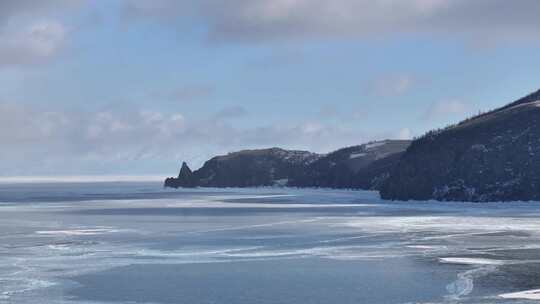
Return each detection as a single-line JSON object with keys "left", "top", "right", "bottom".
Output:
{"left": 289, "top": 140, "right": 411, "bottom": 189}
{"left": 165, "top": 148, "right": 322, "bottom": 188}
{"left": 381, "top": 88, "right": 540, "bottom": 202}
{"left": 164, "top": 141, "right": 411, "bottom": 190}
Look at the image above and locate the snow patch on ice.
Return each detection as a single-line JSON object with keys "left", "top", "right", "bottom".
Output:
{"left": 36, "top": 228, "right": 118, "bottom": 236}
{"left": 0, "top": 278, "right": 57, "bottom": 300}
{"left": 439, "top": 257, "right": 505, "bottom": 265}
{"left": 500, "top": 288, "right": 540, "bottom": 300}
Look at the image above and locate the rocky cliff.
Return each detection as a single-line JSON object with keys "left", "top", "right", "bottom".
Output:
{"left": 164, "top": 162, "right": 196, "bottom": 188}
{"left": 380, "top": 89, "right": 540, "bottom": 202}
{"left": 289, "top": 140, "right": 410, "bottom": 189}
{"left": 164, "top": 140, "right": 410, "bottom": 190}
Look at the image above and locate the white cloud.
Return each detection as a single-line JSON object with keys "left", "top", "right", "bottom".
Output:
{"left": 0, "top": 0, "right": 84, "bottom": 68}
{"left": 0, "top": 20, "right": 67, "bottom": 67}
{"left": 396, "top": 128, "right": 412, "bottom": 140}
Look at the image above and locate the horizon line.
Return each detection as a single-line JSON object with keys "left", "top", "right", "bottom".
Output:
{"left": 0, "top": 175, "right": 167, "bottom": 184}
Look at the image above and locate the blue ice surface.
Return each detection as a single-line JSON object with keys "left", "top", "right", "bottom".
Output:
{"left": 1, "top": 182, "right": 540, "bottom": 303}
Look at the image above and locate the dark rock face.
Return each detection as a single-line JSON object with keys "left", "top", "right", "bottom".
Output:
{"left": 164, "top": 140, "right": 410, "bottom": 190}
{"left": 164, "top": 162, "right": 196, "bottom": 188}
{"left": 192, "top": 148, "right": 320, "bottom": 187}
{"left": 380, "top": 89, "right": 540, "bottom": 202}
{"left": 165, "top": 148, "right": 320, "bottom": 188}
{"left": 290, "top": 140, "right": 411, "bottom": 189}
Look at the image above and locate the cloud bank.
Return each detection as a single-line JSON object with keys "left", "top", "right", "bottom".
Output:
{"left": 0, "top": 102, "right": 391, "bottom": 175}
{"left": 123, "top": 0, "right": 540, "bottom": 44}
{"left": 2, "top": 0, "right": 533, "bottom": 176}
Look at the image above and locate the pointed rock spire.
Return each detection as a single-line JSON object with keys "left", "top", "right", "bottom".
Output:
{"left": 164, "top": 161, "right": 197, "bottom": 188}
{"left": 178, "top": 162, "right": 193, "bottom": 179}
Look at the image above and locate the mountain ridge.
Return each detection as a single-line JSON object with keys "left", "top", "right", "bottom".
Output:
{"left": 380, "top": 88, "right": 540, "bottom": 202}
{"left": 165, "top": 88, "right": 540, "bottom": 202}
{"left": 165, "top": 140, "right": 410, "bottom": 190}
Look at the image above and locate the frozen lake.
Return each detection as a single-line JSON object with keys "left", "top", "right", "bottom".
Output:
{"left": 2, "top": 182, "right": 540, "bottom": 303}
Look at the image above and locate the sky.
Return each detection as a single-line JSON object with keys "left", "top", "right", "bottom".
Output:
{"left": 2, "top": 0, "right": 540, "bottom": 177}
